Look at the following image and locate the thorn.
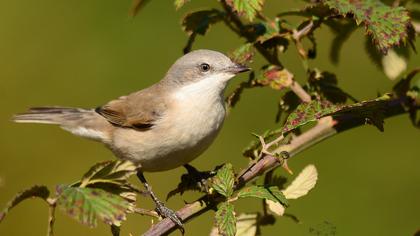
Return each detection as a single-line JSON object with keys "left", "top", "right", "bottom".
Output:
{"left": 282, "top": 160, "right": 293, "bottom": 175}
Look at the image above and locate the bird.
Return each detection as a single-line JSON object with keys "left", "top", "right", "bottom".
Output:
{"left": 13, "top": 49, "right": 250, "bottom": 229}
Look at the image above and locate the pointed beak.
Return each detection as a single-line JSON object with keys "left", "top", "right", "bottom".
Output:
{"left": 227, "top": 63, "right": 251, "bottom": 74}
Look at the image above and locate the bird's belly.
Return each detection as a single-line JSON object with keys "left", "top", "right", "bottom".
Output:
{"left": 109, "top": 101, "right": 226, "bottom": 172}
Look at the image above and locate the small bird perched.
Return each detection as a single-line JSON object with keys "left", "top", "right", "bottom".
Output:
{"left": 13, "top": 49, "right": 249, "bottom": 228}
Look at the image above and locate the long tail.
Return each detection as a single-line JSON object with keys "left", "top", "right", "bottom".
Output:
{"left": 13, "top": 107, "right": 112, "bottom": 142}
{"left": 13, "top": 107, "right": 90, "bottom": 125}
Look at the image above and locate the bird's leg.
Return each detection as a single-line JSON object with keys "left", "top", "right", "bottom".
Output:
{"left": 136, "top": 171, "right": 184, "bottom": 232}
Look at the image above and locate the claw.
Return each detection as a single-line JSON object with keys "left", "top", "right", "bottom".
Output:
{"left": 154, "top": 200, "right": 184, "bottom": 233}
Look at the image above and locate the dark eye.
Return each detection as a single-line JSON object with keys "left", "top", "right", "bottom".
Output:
{"left": 199, "top": 63, "right": 210, "bottom": 72}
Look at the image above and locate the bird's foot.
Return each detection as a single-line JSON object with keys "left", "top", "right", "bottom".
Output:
{"left": 154, "top": 199, "right": 184, "bottom": 233}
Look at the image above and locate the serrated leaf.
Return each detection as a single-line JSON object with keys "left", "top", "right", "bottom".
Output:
{"left": 215, "top": 202, "right": 236, "bottom": 236}
{"left": 182, "top": 10, "right": 223, "bottom": 36}
{"left": 212, "top": 163, "right": 235, "bottom": 197}
{"left": 73, "top": 160, "right": 139, "bottom": 203}
{"left": 56, "top": 186, "right": 131, "bottom": 227}
{"left": 237, "top": 186, "right": 289, "bottom": 206}
{"left": 283, "top": 165, "right": 318, "bottom": 199}
{"left": 80, "top": 160, "right": 137, "bottom": 187}
{"left": 175, "top": 0, "right": 190, "bottom": 10}
{"left": 330, "top": 94, "right": 392, "bottom": 131}
{"left": 255, "top": 66, "right": 292, "bottom": 90}
{"left": 282, "top": 99, "right": 339, "bottom": 133}
{"left": 229, "top": 43, "right": 255, "bottom": 65}
{"left": 283, "top": 94, "right": 393, "bottom": 133}
{"left": 226, "top": 0, "right": 264, "bottom": 22}
{"left": 0, "top": 185, "right": 50, "bottom": 223}
{"left": 323, "top": 0, "right": 412, "bottom": 53}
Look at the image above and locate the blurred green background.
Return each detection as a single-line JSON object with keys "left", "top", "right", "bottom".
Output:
{"left": 1, "top": 0, "right": 419, "bottom": 235}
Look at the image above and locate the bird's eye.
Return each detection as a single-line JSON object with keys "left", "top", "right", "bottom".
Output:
{"left": 199, "top": 63, "right": 211, "bottom": 72}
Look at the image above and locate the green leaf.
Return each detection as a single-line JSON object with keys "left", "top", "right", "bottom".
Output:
{"left": 182, "top": 10, "right": 224, "bottom": 36}
{"left": 323, "top": 0, "right": 412, "bottom": 53}
{"left": 211, "top": 163, "right": 235, "bottom": 197}
{"left": 237, "top": 185, "right": 289, "bottom": 207}
{"left": 330, "top": 94, "right": 392, "bottom": 131}
{"left": 228, "top": 43, "right": 255, "bottom": 65}
{"left": 255, "top": 65, "right": 292, "bottom": 90}
{"left": 282, "top": 99, "right": 339, "bottom": 133}
{"left": 74, "top": 160, "right": 139, "bottom": 203}
{"left": 56, "top": 186, "right": 131, "bottom": 227}
{"left": 226, "top": 0, "right": 264, "bottom": 22}
{"left": 79, "top": 160, "right": 138, "bottom": 187}
{"left": 215, "top": 202, "right": 236, "bottom": 236}
{"left": 174, "top": 0, "right": 190, "bottom": 10}
{"left": 0, "top": 185, "right": 50, "bottom": 223}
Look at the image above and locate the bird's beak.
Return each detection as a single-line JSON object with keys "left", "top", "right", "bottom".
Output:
{"left": 227, "top": 63, "right": 251, "bottom": 74}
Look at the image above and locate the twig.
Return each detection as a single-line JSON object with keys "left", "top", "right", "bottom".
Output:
{"left": 143, "top": 96, "right": 416, "bottom": 236}
{"left": 220, "top": 1, "right": 311, "bottom": 102}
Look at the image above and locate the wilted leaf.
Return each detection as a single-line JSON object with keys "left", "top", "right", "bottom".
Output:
{"left": 56, "top": 186, "right": 131, "bottom": 227}
{"left": 237, "top": 186, "right": 289, "bottom": 206}
{"left": 182, "top": 10, "right": 223, "bottom": 36}
{"left": 175, "top": 0, "right": 190, "bottom": 10}
{"left": 323, "top": 0, "right": 412, "bottom": 53}
{"left": 255, "top": 66, "right": 292, "bottom": 90}
{"left": 236, "top": 213, "right": 259, "bottom": 236}
{"left": 215, "top": 202, "right": 236, "bottom": 236}
{"left": 226, "top": 0, "right": 264, "bottom": 22}
{"left": 382, "top": 49, "right": 407, "bottom": 80}
{"left": 283, "top": 165, "right": 318, "bottom": 199}
{"left": 212, "top": 163, "right": 235, "bottom": 197}
{"left": 282, "top": 99, "right": 339, "bottom": 133}
{"left": 229, "top": 43, "right": 255, "bottom": 65}
{"left": 0, "top": 185, "right": 50, "bottom": 222}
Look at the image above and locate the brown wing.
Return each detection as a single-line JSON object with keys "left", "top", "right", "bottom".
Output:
{"left": 95, "top": 86, "right": 167, "bottom": 130}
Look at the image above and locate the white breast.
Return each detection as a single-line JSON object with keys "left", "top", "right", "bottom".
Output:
{"left": 111, "top": 76, "right": 229, "bottom": 172}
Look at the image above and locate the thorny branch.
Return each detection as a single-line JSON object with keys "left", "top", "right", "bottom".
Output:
{"left": 143, "top": 96, "right": 418, "bottom": 236}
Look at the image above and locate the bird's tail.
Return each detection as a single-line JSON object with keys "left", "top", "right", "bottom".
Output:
{"left": 13, "top": 107, "right": 112, "bottom": 142}
{"left": 13, "top": 107, "right": 90, "bottom": 125}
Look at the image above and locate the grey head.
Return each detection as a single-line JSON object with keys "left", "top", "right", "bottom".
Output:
{"left": 161, "top": 49, "right": 249, "bottom": 86}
